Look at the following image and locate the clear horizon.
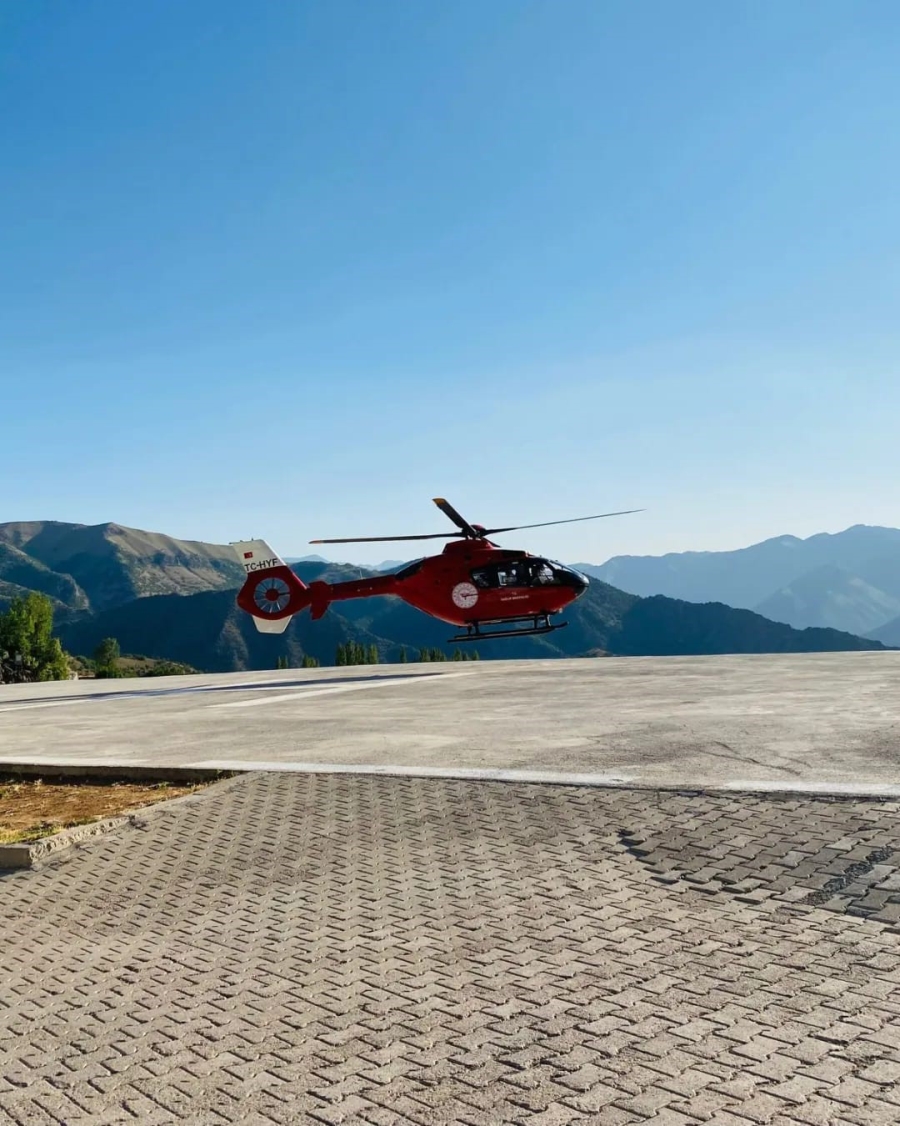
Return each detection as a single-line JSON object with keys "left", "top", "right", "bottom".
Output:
{"left": 2, "top": 2, "right": 898, "bottom": 565}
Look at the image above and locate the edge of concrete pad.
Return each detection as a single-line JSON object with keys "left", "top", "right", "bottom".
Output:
{"left": 186, "top": 760, "right": 900, "bottom": 802}
{"left": 0, "top": 770, "right": 246, "bottom": 870}
{"left": 2, "top": 758, "right": 899, "bottom": 803}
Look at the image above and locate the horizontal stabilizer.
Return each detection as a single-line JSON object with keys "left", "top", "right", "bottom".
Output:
{"left": 252, "top": 614, "right": 293, "bottom": 634}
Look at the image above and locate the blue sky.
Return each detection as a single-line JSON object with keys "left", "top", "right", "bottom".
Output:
{"left": 2, "top": 1, "right": 898, "bottom": 564}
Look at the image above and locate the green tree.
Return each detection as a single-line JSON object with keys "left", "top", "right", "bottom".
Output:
{"left": 335, "top": 643, "right": 347, "bottom": 666}
{"left": 93, "top": 637, "right": 122, "bottom": 678}
{"left": 367, "top": 643, "right": 378, "bottom": 665}
{"left": 301, "top": 655, "right": 320, "bottom": 668}
{"left": 145, "top": 660, "right": 195, "bottom": 677}
{"left": 0, "top": 593, "right": 69, "bottom": 683}
{"left": 399, "top": 646, "right": 408, "bottom": 663}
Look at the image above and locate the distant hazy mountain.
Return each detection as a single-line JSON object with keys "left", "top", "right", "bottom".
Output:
{"left": 754, "top": 564, "right": 900, "bottom": 636}
{"left": 869, "top": 615, "right": 900, "bottom": 648}
{"left": 285, "top": 556, "right": 408, "bottom": 572}
{"left": 581, "top": 525, "right": 900, "bottom": 636}
{"left": 284, "top": 554, "right": 329, "bottom": 564}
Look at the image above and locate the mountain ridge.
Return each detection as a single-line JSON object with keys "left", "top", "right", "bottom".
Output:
{"left": 0, "top": 520, "right": 244, "bottom": 613}
{"left": 581, "top": 524, "right": 900, "bottom": 636}
{"left": 0, "top": 519, "right": 888, "bottom": 671}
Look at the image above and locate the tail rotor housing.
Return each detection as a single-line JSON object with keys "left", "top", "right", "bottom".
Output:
{"left": 232, "top": 540, "right": 312, "bottom": 634}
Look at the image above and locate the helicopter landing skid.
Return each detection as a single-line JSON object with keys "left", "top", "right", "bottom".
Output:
{"left": 448, "top": 614, "right": 568, "bottom": 643}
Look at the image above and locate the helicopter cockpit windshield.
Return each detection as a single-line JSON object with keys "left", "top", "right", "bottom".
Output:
{"left": 470, "top": 559, "right": 586, "bottom": 590}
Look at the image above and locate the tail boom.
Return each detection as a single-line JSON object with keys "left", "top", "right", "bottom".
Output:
{"left": 232, "top": 541, "right": 402, "bottom": 634}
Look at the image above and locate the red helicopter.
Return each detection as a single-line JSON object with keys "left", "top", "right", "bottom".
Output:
{"left": 234, "top": 498, "right": 641, "bottom": 643}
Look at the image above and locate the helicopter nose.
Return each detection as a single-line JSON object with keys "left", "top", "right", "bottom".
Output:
{"left": 564, "top": 567, "right": 589, "bottom": 592}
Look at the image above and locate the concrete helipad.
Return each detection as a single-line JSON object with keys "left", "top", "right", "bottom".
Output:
{"left": 3, "top": 652, "right": 900, "bottom": 1125}
{"left": 0, "top": 652, "right": 898, "bottom": 794}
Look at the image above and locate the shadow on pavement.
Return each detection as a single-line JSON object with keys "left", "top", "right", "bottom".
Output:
{"left": 0, "top": 671, "right": 449, "bottom": 707}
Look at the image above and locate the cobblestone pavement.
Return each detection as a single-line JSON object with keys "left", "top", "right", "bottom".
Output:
{"left": 2, "top": 774, "right": 900, "bottom": 1125}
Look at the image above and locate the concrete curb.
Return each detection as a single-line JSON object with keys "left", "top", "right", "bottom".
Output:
{"left": 0, "top": 813, "right": 131, "bottom": 869}
{"left": 0, "top": 763, "right": 232, "bottom": 783}
{"left": 0, "top": 770, "right": 243, "bottom": 870}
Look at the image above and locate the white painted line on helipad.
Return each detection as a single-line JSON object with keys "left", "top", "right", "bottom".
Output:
{"left": 207, "top": 672, "right": 470, "bottom": 708}
{"left": 0, "top": 682, "right": 286, "bottom": 711}
{"left": 0, "top": 672, "right": 469, "bottom": 714}
{"left": 0, "top": 700, "right": 89, "bottom": 713}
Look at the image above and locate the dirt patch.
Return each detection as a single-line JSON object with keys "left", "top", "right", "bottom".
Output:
{"left": 0, "top": 775, "right": 202, "bottom": 843}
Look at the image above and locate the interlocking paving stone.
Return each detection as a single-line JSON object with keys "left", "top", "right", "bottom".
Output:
{"left": 1, "top": 774, "right": 899, "bottom": 1124}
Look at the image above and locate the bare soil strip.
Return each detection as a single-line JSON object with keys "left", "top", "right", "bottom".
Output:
{"left": 0, "top": 775, "right": 202, "bottom": 843}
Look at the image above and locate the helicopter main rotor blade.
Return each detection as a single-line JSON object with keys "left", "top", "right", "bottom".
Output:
{"left": 310, "top": 506, "right": 643, "bottom": 545}
{"left": 309, "top": 532, "right": 461, "bottom": 544}
{"left": 481, "top": 509, "right": 644, "bottom": 536}
{"left": 433, "top": 497, "right": 479, "bottom": 538}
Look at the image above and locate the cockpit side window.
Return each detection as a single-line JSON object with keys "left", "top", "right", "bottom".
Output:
{"left": 470, "top": 567, "right": 495, "bottom": 589}
{"left": 471, "top": 560, "right": 564, "bottom": 589}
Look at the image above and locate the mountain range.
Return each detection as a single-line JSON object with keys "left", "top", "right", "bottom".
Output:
{"left": 579, "top": 524, "right": 900, "bottom": 639}
{"left": 0, "top": 520, "right": 887, "bottom": 672}
{"left": 0, "top": 521, "right": 242, "bottom": 614}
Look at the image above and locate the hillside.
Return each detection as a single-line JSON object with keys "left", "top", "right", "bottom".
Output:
{"left": 609, "top": 596, "right": 881, "bottom": 656}
{"left": 0, "top": 521, "right": 245, "bottom": 614}
{"left": 0, "top": 541, "right": 89, "bottom": 613}
{"left": 57, "top": 565, "right": 884, "bottom": 672}
{"left": 58, "top": 589, "right": 394, "bottom": 673}
{"left": 581, "top": 525, "right": 900, "bottom": 636}
{"left": 2, "top": 520, "right": 886, "bottom": 671}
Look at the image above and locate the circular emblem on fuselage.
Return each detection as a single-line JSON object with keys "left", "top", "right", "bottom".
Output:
{"left": 451, "top": 581, "right": 479, "bottom": 610}
{"left": 254, "top": 576, "right": 290, "bottom": 614}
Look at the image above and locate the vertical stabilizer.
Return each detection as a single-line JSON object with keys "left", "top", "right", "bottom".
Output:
{"left": 232, "top": 540, "right": 311, "bottom": 631}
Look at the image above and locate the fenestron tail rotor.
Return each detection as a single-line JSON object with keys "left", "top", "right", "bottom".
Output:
{"left": 310, "top": 499, "right": 642, "bottom": 546}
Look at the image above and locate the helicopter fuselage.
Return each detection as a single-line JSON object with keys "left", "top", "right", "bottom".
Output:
{"left": 306, "top": 539, "right": 589, "bottom": 629}
{"left": 234, "top": 496, "right": 633, "bottom": 643}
